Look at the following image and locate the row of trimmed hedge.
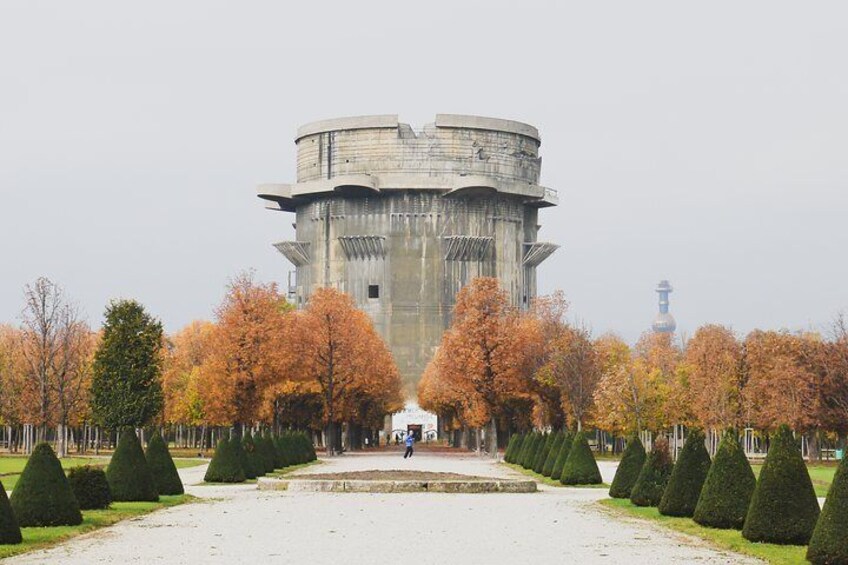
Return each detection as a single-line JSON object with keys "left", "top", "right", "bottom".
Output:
{"left": 204, "top": 430, "right": 316, "bottom": 483}
{"left": 609, "top": 425, "right": 848, "bottom": 563}
{"left": 0, "top": 430, "right": 184, "bottom": 546}
{"left": 504, "top": 429, "right": 602, "bottom": 485}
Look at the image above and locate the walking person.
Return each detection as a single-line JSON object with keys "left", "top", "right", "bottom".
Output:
{"left": 403, "top": 432, "right": 415, "bottom": 459}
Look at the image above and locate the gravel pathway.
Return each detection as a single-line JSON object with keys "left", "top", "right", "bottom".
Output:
{"left": 7, "top": 452, "right": 760, "bottom": 564}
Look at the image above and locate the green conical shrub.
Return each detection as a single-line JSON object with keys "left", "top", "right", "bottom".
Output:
{"left": 560, "top": 431, "right": 603, "bottom": 485}
{"left": 274, "top": 435, "right": 291, "bottom": 468}
{"left": 522, "top": 433, "right": 543, "bottom": 469}
{"left": 259, "top": 432, "right": 278, "bottom": 472}
{"left": 550, "top": 432, "right": 574, "bottom": 481}
{"left": 504, "top": 434, "right": 521, "bottom": 463}
{"left": 513, "top": 433, "right": 532, "bottom": 466}
{"left": 659, "top": 429, "right": 712, "bottom": 517}
{"left": 630, "top": 437, "right": 673, "bottom": 507}
{"left": 808, "top": 452, "right": 848, "bottom": 564}
{"left": 271, "top": 434, "right": 286, "bottom": 469}
{"left": 204, "top": 436, "right": 246, "bottom": 483}
{"left": 742, "top": 424, "right": 820, "bottom": 545}
{"left": 106, "top": 429, "right": 159, "bottom": 502}
{"left": 0, "top": 479, "right": 21, "bottom": 545}
{"left": 542, "top": 432, "right": 565, "bottom": 477}
{"left": 517, "top": 432, "right": 536, "bottom": 468}
{"left": 67, "top": 466, "right": 111, "bottom": 510}
{"left": 145, "top": 432, "right": 184, "bottom": 496}
{"left": 609, "top": 435, "right": 646, "bottom": 498}
{"left": 9, "top": 442, "right": 82, "bottom": 526}
{"left": 240, "top": 432, "right": 260, "bottom": 479}
{"left": 693, "top": 431, "right": 755, "bottom": 529}
{"left": 533, "top": 433, "right": 555, "bottom": 474}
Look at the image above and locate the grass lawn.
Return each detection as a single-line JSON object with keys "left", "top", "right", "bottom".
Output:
{"left": 752, "top": 463, "right": 835, "bottom": 497}
{"left": 600, "top": 498, "right": 808, "bottom": 565}
{"left": 503, "top": 463, "right": 608, "bottom": 488}
{"left": 0, "top": 494, "right": 194, "bottom": 559}
{"left": 0, "top": 455, "right": 205, "bottom": 492}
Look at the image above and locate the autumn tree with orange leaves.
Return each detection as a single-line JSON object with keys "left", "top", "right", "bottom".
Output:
{"left": 421, "top": 278, "right": 536, "bottom": 457}
{"left": 684, "top": 324, "right": 744, "bottom": 430}
{"left": 200, "top": 273, "right": 294, "bottom": 436}
{"left": 286, "top": 287, "right": 403, "bottom": 455}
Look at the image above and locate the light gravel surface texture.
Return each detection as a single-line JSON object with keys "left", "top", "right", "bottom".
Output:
{"left": 8, "top": 451, "right": 760, "bottom": 565}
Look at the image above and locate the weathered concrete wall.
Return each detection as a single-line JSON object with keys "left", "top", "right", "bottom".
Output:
{"left": 258, "top": 115, "right": 558, "bottom": 395}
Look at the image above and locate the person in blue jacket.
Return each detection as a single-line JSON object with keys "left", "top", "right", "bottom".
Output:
{"left": 403, "top": 432, "right": 415, "bottom": 459}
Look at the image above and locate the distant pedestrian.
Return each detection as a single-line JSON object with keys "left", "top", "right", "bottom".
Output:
{"left": 403, "top": 433, "right": 415, "bottom": 459}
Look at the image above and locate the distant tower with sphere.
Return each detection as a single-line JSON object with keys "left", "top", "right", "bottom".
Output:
{"left": 652, "top": 279, "right": 676, "bottom": 333}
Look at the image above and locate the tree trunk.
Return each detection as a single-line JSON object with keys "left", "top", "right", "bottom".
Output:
{"left": 488, "top": 418, "right": 498, "bottom": 459}
{"left": 57, "top": 422, "right": 67, "bottom": 458}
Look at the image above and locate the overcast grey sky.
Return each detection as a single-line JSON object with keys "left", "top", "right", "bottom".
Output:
{"left": 1, "top": 1, "right": 846, "bottom": 342}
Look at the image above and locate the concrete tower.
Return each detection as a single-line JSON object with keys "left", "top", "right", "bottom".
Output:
{"left": 652, "top": 279, "right": 676, "bottom": 333}
{"left": 257, "top": 114, "right": 559, "bottom": 394}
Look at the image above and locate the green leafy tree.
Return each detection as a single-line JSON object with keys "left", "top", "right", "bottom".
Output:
{"left": 658, "top": 429, "right": 712, "bottom": 517}
{"left": 560, "top": 431, "right": 602, "bottom": 485}
{"left": 693, "top": 430, "right": 755, "bottom": 529}
{"left": 91, "top": 300, "right": 164, "bottom": 429}
{"left": 808, "top": 452, "right": 848, "bottom": 564}
{"left": 609, "top": 435, "right": 646, "bottom": 498}
{"left": 743, "top": 424, "right": 820, "bottom": 545}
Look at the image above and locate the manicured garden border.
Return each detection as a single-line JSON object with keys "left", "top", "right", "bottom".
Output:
{"left": 0, "top": 494, "right": 195, "bottom": 559}
{"left": 599, "top": 498, "right": 807, "bottom": 565}
{"left": 503, "top": 463, "right": 608, "bottom": 488}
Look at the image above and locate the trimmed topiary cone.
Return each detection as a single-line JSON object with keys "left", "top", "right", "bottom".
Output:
{"left": 742, "top": 424, "right": 820, "bottom": 545}
{"left": 10, "top": 442, "right": 82, "bottom": 526}
{"left": 560, "top": 431, "right": 603, "bottom": 485}
{"left": 240, "top": 432, "right": 260, "bottom": 479}
{"left": 609, "top": 435, "right": 646, "bottom": 499}
{"left": 808, "top": 452, "right": 848, "bottom": 564}
{"left": 693, "top": 430, "right": 755, "bottom": 530}
{"left": 533, "top": 433, "right": 555, "bottom": 474}
{"left": 504, "top": 434, "right": 521, "bottom": 463}
{"left": 550, "top": 432, "right": 574, "bottom": 481}
{"left": 630, "top": 437, "right": 673, "bottom": 507}
{"left": 259, "top": 432, "right": 278, "bottom": 473}
{"left": 146, "top": 432, "right": 184, "bottom": 496}
{"left": 542, "top": 432, "right": 565, "bottom": 477}
{"left": 0, "top": 479, "right": 22, "bottom": 545}
{"left": 525, "top": 433, "right": 544, "bottom": 469}
{"left": 658, "top": 429, "right": 712, "bottom": 517}
{"left": 514, "top": 433, "right": 532, "bottom": 467}
{"left": 274, "top": 435, "right": 291, "bottom": 468}
{"left": 107, "top": 429, "right": 159, "bottom": 502}
{"left": 517, "top": 432, "right": 535, "bottom": 468}
{"left": 204, "top": 436, "right": 246, "bottom": 483}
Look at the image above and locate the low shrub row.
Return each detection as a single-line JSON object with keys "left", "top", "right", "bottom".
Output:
{"left": 204, "top": 430, "right": 317, "bottom": 483}
{"left": 504, "top": 429, "right": 602, "bottom": 486}
{"left": 0, "top": 430, "right": 184, "bottom": 546}
{"left": 609, "top": 424, "right": 848, "bottom": 563}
